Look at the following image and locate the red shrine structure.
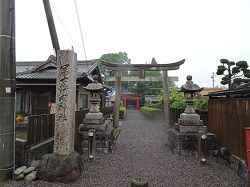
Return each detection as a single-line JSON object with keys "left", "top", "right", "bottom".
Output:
{"left": 122, "top": 93, "right": 144, "bottom": 111}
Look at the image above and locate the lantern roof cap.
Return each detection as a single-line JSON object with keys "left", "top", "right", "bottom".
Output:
{"left": 181, "top": 75, "right": 203, "bottom": 93}
{"left": 84, "top": 75, "right": 103, "bottom": 91}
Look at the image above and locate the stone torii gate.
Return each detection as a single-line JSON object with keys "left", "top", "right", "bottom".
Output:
{"left": 101, "top": 59, "right": 185, "bottom": 127}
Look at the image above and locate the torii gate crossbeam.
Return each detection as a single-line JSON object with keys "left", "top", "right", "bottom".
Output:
{"left": 101, "top": 59, "right": 185, "bottom": 128}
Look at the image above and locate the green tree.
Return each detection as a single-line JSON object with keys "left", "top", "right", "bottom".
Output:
{"left": 194, "top": 96, "right": 209, "bottom": 111}
{"left": 216, "top": 59, "right": 250, "bottom": 89}
{"left": 98, "top": 52, "right": 131, "bottom": 75}
{"left": 158, "top": 87, "right": 186, "bottom": 109}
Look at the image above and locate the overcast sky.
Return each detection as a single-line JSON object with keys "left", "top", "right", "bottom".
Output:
{"left": 16, "top": 0, "right": 250, "bottom": 87}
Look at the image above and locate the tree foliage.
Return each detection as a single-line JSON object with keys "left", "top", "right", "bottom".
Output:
{"left": 158, "top": 87, "right": 186, "bottom": 109}
{"left": 216, "top": 59, "right": 250, "bottom": 89}
{"left": 194, "top": 96, "right": 208, "bottom": 111}
{"left": 130, "top": 82, "right": 163, "bottom": 95}
{"left": 98, "top": 52, "right": 131, "bottom": 74}
{"left": 158, "top": 88, "right": 209, "bottom": 111}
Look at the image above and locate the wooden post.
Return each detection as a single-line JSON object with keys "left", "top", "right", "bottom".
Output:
{"left": 136, "top": 96, "right": 139, "bottom": 111}
{"left": 124, "top": 95, "right": 127, "bottom": 109}
{"left": 114, "top": 71, "right": 121, "bottom": 127}
{"left": 0, "top": 0, "right": 15, "bottom": 181}
{"left": 163, "top": 70, "right": 170, "bottom": 127}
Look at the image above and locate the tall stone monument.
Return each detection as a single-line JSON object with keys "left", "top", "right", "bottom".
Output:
{"left": 38, "top": 50, "right": 82, "bottom": 183}
{"left": 168, "top": 75, "right": 215, "bottom": 154}
{"left": 54, "top": 50, "right": 76, "bottom": 154}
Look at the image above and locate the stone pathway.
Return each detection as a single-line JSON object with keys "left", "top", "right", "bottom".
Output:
{"left": 5, "top": 110, "right": 247, "bottom": 186}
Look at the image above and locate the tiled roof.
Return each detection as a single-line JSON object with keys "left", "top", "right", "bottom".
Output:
{"left": 208, "top": 83, "right": 250, "bottom": 97}
{"left": 16, "top": 61, "right": 44, "bottom": 73}
{"left": 16, "top": 60, "right": 97, "bottom": 80}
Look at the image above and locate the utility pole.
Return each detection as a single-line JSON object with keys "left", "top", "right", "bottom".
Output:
{"left": 43, "top": 0, "right": 60, "bottom": 53}
{"left": 0, "top": 0, "right": 16, "bottom": 181}
{"left": 211, "top": 72, "right": 215, "bottom": 88}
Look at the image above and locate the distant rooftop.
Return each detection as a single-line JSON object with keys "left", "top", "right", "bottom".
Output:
{"left": 16, "top": 56, "right": 98, "bottom": 80}
{"left": 208, "top": 83, "right": 250, "bottom": 98}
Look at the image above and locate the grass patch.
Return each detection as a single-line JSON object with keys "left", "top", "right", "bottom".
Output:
{"left": 140, "top": 106, "right": 162, "bottom": 118}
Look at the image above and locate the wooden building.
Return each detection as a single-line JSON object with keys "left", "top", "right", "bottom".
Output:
{"left": 208, "top": 83, "right": 250, "bottom": 159}
{"left": 16, "top": 55, "right": 105, "bottom": 115}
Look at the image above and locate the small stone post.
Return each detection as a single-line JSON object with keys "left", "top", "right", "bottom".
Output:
{"left": 54, "top": 50, "right": 77, "bottom": 154}
{"left": 198, "top": 131, "right": 207, "bottom": 164}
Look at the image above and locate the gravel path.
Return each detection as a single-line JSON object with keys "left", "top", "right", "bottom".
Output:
{"left": 4, "top": 110, "right": 247, "bottom": 187}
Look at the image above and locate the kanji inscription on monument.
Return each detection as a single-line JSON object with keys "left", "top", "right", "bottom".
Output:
{"left": 54, "top": 50, "right": 77, "bottom": 154}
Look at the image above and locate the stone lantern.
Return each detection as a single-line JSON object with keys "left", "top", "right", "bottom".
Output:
{"left": 82, "top": 75, "right": 106, "bottom": 130}
{"left": 79, "top": 75, "right": 113, "bottom": 158}
{"left": 181, "top": 75, "right": 203, "bottom": 114}
{"left": 176, "top": 75, "right": 206, "bottom": 133}
{"left": 168, "top": 75, "right": 216, "bottom": 154}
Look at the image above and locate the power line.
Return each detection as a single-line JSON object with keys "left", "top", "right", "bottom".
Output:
{"left": 74, "top": 0, "right": 87, "bottom": 60}
{"left": 50, "top": 2, "right": 76, "bottom": 48}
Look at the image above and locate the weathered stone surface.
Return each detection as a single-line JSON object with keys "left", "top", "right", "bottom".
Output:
{"left": 80, "top": 123, "right": 107, "bottom": 131}
{"left": 37, "top": 152, "right": 82, "bottom": 183}
{"left": 238, "top": 159, "right": 248, "bottom": 179}
{"left": 54, "top": 50, "right": 77, "bottom": 155}
{"left": 131, "top": 177, "right": 148, "bottom": 187}
{"left": 15, "top": 173, "right": 24, "bottom": 180}
{"left": 85, "top": 112, "right": 103, "bottom": 119}
{"left": 14, "top": 166, "right": 27, "bottom": 175}
{"left": 176, "top": 124, "right": 207, "bottom": 133}
{"left": 24, "top": 171, "right": 37, "bottom": 181}
{"left": 30, "top": 160, "right": 40, "bottom": 168}
{"left": 23, "top": 166, "right": 36, "bottom": 174}
{"left": 178, "top": 119, "right": 203, "bottom": 126}
{"left": 179, "top": 113, "right": 200, "bottom": 121}
{"left": 167, "top": 128, "right": 216, "bottom": 154}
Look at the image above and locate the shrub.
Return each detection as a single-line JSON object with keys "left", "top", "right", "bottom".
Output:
{"left": 194, "top": 96, "right": 209, "bottom": 111}
{"left": 145, "top": 101, "right": 162, "bottom": 108}
{"left": 140, "top": 106, "right": 162, "bottom": 118}
{"left": 119, "top": 107, "right": 126, "bottom": 119}
{"left": 159, "top": 88, "right": 186, "bottom": 109}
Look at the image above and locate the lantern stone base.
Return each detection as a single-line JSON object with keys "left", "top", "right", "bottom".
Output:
{"left": 37, "top": 152, "right": 82, "bottom": 183}
{"left": 175, "top": 123, "right": 207, "bottom": 133}
{"left": 79, "top": 121, "right": 114, "bottom": 153}
{"left": 167, "top": 128, "right": 216, "bottom": 154}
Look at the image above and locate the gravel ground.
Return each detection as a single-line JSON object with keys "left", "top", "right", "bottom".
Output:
{"left": 4, "top": 110, "right": 247, "bottom": 187}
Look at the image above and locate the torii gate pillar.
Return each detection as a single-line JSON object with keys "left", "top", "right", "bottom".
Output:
{"left": 114, "top": 71, "right": 121, "bottom": 127}
{"left": 163, "top": 70, "right": 170, "bottom": 127}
